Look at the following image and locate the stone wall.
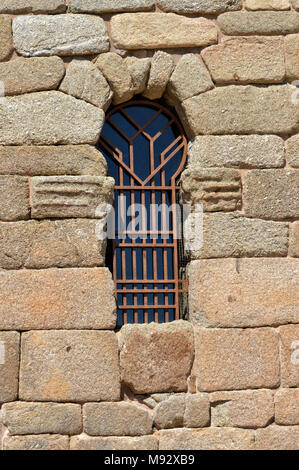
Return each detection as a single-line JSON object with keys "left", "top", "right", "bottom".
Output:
{"left": 0, "top": 0, "right": 298, "bottom": 451}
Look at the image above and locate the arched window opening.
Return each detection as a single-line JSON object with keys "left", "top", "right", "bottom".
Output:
{"left": 98, "top": 100, "right": 188, "bottom": 326}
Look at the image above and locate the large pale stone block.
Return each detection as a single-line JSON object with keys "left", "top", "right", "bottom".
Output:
{"left": 286, "top": 135, "right": 299, "bottom": 168}
{"left": 0, "top": 91, "right": 105, "bottom": 145}
{"left": 111, "top": 13, "right": 218, "bottom": 50}
{"left": 120, "top": 321, "right": 194, "bottom": 394}
{"left": 218, "top": 11, "right": 299, "bottom": 35}
{"left": 13, "top": 14, "right": 109, "bottom": 57}
{"left": 0, "top": 268, "right": 116, "bottom": 330}
{"left": 202, "top": 37, "right": 285, "bottom": 84}
{"left": 143, "top": 51, "right": 174, "bottom": 100}
{"left": 290, "top": 222, "right": 299, "bottom": 257}
{"left": 31, "top": 175, "right": 114, "bottom": 219}
{"left": 70, "top": 435, "right": 158, "bottom": 450}
{"left": 83, "top": 402, "right": 153, "bottom": 436}
{"left": 167, "top": 54, "right": 213, "bottom": 103}
{"left": 0, "top": 332, "right": 19, "bottom": 403}
{"left": 157, "top": 0, "right": 242, "bottom": 13}
{"left": 195, "top": 213, "right": 289, "bottom": 259}
{"left": 95, "top": 53, "right": 134, "bottom": 105}
{"left": 195, "top": 328, "right": 280, "bottom": 391}
{"left": 244, "top": 170, "right": 299, "bottom": 219}
{"left": 0, "top": 176, "right": 30, "bottom": 221}
{"left": 188, "top": 135, "right": 285, "bottom": 169}
{"left": 189, "top": 259, "right": 298, "bottom": 328}
{"left": 210, "top": 390, "right": 274, "bottom": 428}
{"left": 153, "top": 393, "right": 210, "bottom": 429}
{"left": 293, "top": 0, "right": 299, "bottom": 10}
{"left": 2, "top": 402, "right": 82, "bottom": 435}
{"left": 255, "top": 425, "right": 299, "bottom": 450}
{"left": 246, "top": 0, "right": 291, "bottom": 9}
{"left": 285, "top": 34, "right": 299, "bottom": 80}
{"left": 159, "top": 428, "right": 255, "bottom": 450}
{"left": 0, "top": 15, "right": 13, "bottom": 62}
{"left": 60, "top": 61, "right": 112, "bottom": 110}
{"left": 3, "top": 435, "right": 69, "bottom": 451}
{"left": 280, "top": 325, "right": 299, "bottom": 387}
{"left": 124, "top": 57, "right": 151, "bottom": 95}
{"left": 246, "top": 0, "right": 290, "bottom": 8}
{"left": 0, "top": 145, "right": 107, "bottom": 176}
{"left": 70, "top": 0, "right": 155, "bottom": 13}
{"left": 275, "top": 389, "right": 299, "bottom": 425}
{"left": 0, "top": 1, "right": 66, "bottom": 13}
{"left": 0, "top": 57, "right": 65, "bottom": 96}
{"left": 19, "top": 331, "right": 120, "bottom": 402}
{"left": 0, "top": 220, "right": 106, "bottom": 270}
{"left": 181, "top": 168, "right": 242, "bottom": 212}
{"left": 181, "top": 85, "right": 299, "bottom": 136}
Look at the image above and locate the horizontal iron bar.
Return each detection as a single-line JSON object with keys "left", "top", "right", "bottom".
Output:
{"left": 117, "top": 243, "right": 175, "bottom": 248}
{"left": 115, "top": 186, "right": 180, "bottom": 191}
{"left": 118, "top": 305, "right": 176, "bottom": 310}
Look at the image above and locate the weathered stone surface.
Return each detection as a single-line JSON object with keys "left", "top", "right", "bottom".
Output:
{"left": 111, "top": 13, "right": 218, "bottom": 50}
{"left": 280, "top": 325, "right": 299, "bottom": 387}
{"left": 0, "top": 332, "right": 19, "bottom": 403}
{"left": 286, "top": 34, "right": 299, "bottom": 80}
{"left": 286, "top": 135, "right": 299, "bottom": 168}
{"left": 210, "top": 390, "right": 274, "bottom": 428}
{"left": 195, "top": 213, "right": 289, "bottom": 259}
{"left": 70, "top": 0, "right": 155, "bottom": 13}
{"left": 157, "top": 0, "right": 242, "bottom": 13}
{"left": 2, "top": 402, "right": 82, "bottom": 435}
{"left": 153, "top": 394, "right": 185, "bottom": 429}
{"left": 0, "top": 56, "right": 65, "bottom": 96}
{"left": 218, "top": 11, "right": 299, "bottom": 35}
{"left": 184, "top": 394, "right": 210, "bottom": 428}
{"left": 159, "top": 428, "right": 255, "bottom": 450}
{"left": 60, "top": 61, "right": 112, "bottom": 110}
{"left": 290, "top": 222, "right": 299, "bottom": 257}
{"left": 181, "top": 168, "right": 242, "bottom": 212}
{"left": 71, "top": 435, "right": 158, "bottom": 450}
{"left": 189, "top": 259, "right": 298, "bottom": 328}
{"left": 124, "top": 57, "right": 151, "bottom": 95}
{"left": 255, "top": 425, "right": 299, "bottom": 450}
{"left": 188, "top": 135, "right": 285, "bottom": 169}
{"left": 195, "top": 328, "right": 280, "bottom": 391}
{"left": 293, "top": 0, "right": 299, "bottom": 11}
{"left": 3, "top": 434, "right": 69, "bottom": 451}
{"left": 202, "top": 37, "right": 285, "bottom": 84}
{"left": 31, "top": 175, "right": 114, "bottom": 219}
{"left": 0, "top": 268, "right": 116, "bottom": 330}
{"left": 244, "top": 170, "right": 299, "bottom": 220}
{"left": 83, "top": 402, "right": 152, "bottom": 436}
{"left": 143, "top": 51, "right": 174, "bottom": 100}
{"left": 153, "top": 393, "right": 210, "bottom": 429}
{"left": 13, "top": 14, "right": 109, "bottom": 57}
{"left": 0, "top": 176, "right": 30, "bottom": 221}
{"left": 246, "top": 0, "right": 291, "bottom": 9}
{"left": 0, "top": 1, "right": 66, "bottom": 13}
{"left": 95, "top": 53, "right": 134, "bottom": 104}
{"left": 0, "top": 145, "right": 107, "bottom": 176}
{"left": 0, "top": 91, "right": 105, "bottom": 145}
{"left": 0, "top": 15, "right": 13, "bottom": 62}
{"left": 275, "top": 389, "right": 299, "bottom": 425}
{"left": 20, "top": 331, "right": 120, "bottom": 402}
{"left": 120, "top": 321, "right": 194, "bottom": 394}
{"left": 167, "top": 54, "right": 213, "bottom": 104}
{"left": 0, "top": 220, "right": 106, "bottom": 270}
{"left": 181, "top": 85, "right": 299, "bottom": 136}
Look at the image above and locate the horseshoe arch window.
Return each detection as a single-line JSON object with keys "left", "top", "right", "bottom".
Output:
{"left": 98, "top": 100, "right": 188, "bottom": 326}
